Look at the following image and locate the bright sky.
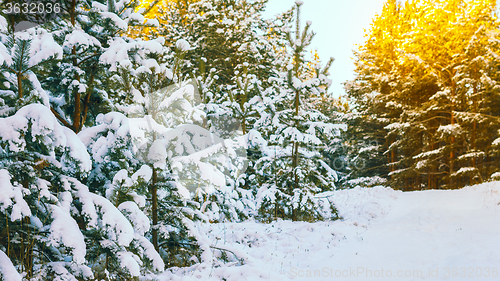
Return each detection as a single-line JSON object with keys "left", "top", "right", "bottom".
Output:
{"left": 263, "top": 0, "right": 387, "bottom": 98}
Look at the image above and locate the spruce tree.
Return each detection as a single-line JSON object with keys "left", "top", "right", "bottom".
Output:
{"left": 254, "top": 1, "right": 344, "bottom": 222}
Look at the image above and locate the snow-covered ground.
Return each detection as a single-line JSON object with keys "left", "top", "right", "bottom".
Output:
{"left": 155, "top": 182, "right": 500, "bottom": 281}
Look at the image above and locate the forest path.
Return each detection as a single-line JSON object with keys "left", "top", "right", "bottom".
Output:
{"left": 160, "top": 183, "right": 500, "bottom": 281}
{"left": 288, "top": 184, "right": 500, "bottom": 280}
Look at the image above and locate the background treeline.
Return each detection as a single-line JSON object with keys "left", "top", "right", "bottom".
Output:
{"left": 341, "top": 0, "right": 500, "bottom": 190}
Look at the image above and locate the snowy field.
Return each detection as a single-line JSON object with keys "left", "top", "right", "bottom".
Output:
{"left": 155, "top": 182, "right": 500, "bottom": 281}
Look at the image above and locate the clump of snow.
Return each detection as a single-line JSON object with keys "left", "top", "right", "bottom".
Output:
{"left": 91, "top": 1, "right": 108, "bottom": 11}
{"left": 0, "top": 250, "right": 22, "bottom": 281}
{"left": 78, "top": 111, "right": 130, "bottom": 163}
{"left": 134, "top": 235, "right": 164, "bottom": 271}
{"left": 137, "top": 58, "right": 162, "bottom": 74}
{"left": 176, "top": 39, "right": 191, "bottom": 51}
{"left": 38, "top": 262, "right": 93, "bottom": 281}
{"left": 101, "top": 12, "right": 128, "bottom": 30}
{"left": 70, "top": 177, "right": 99, "bottom": 228}
{"left": 63, "top": 29, "right": 101, "bottom": 49}
{"left": 492, "top": 137, "right": 500, "bottom": 146}
{"left": 48, "top": 205, "right": 87, "bottom": 264}
{"left": 384, "top": 122, "right": 410, "bottom": 130}
{"left": 0, "top": 15, "right": 8, "bottom": 33}
{"left": 452, "top": 166, "right": 477, "bottom": 177}
{"left": 0, "top": 104, "right": 91, "bottom": 173}
{"left": 491, "top": 172, "right": 500, "bottom": 180}
{"left": 131, "top": 165, "right": 152, "bottom": 182}
{"left": 145, "top": 18, "right": 160, "bottom": 27}
{"left": 118, "top": 201, "right": 150, "bottom": 235}
{"left": 437, "top": 123, "right": 462, "bottom": 136}
{"left": 128, "top": 13, "right": 144, "bottom": 23}
{"left": 0, "top": 169, "right": 31, "bottom": 221}
{"left": 117, "top": 251, "right": 141, "bottom": 277}
{"left": 30, "top": 29, "right": 63, "bottom": 66}
{"left": 113, "top": 169, "right": 133, "bottom": 187}
{"left": 345, "top": 176, "right": 387, "bottom": 188}
{"left": 0, "top": 39, "right": 12, "bottom": 65}
{"left": 100, "top": 38, "right": 164, "bottom": 71}
{"left": 147, "top": 139, "right": 167, "bottom": 168}
{"left": 91, "top": 193, "right": 135, "bottom": 246}
{"left": 318, "top": 159, "right": 338, "bottom": 181}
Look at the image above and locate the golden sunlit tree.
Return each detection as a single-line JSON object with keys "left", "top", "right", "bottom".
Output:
{"left": 346, "top": 0, "right": 500, "bottom": 190}
{"left": 128, "top": 0, "right": 196, "bottom": 39}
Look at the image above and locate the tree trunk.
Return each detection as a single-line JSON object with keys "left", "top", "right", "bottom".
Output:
{"left": 151, "top": 166, "right": 158, "bottom": 252}
{"left": 428, "top": 122, "right": 434, "bottom": 190}
{"left": 17, "top": 72, "right": 23, "bottom": 99}
{"left": 472, "top": 73, "right": 479, "bottom": 185}
{"left": 291, "top": 30, "right": 301, "bottom": 191}
{"left": 449, "top": 77, "right": 456, "bottom": 189}
{"left": 391, "top": 148, "right": 396, "bottom": 172}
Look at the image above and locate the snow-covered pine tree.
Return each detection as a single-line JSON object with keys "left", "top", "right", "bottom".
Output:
{"left": 43, "top": 0, "right": 154, "bottom": 133}
{"left": 158, "top": 0, "right": 272, "bottom": 86}
{"left": 342, "top": 65, "right": 399, "bottom": 188}
{"left": 155, "top": 0, "right": 286, "bottom": 135}
{"left": 0, "top": 104, "right": 92, "bottom": 279}
{"left": 482, "top": 29, "right": 500, "bottom": 181}
{"left": 0, "top": 17, "right": 62, "bottom": 118}
{"left": 401, "top": 0, "right": 499, "bottom": 190}
{"left": 0, "top": 105, "right": 164, "bottom": 280}
{"left": 452, "top": 12, "right": 500, "bottom": 185}
{"left": 328, "top": 96, "right": 389, "bottom": 188}
{"left": 0, "top": 9, "right": 168, "bottom": 279}
{"left": 254, "top": 1, "right": 344, "bottom": 222}
{"left": 100, "top": 38, "right": 211, "bottom": 266}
